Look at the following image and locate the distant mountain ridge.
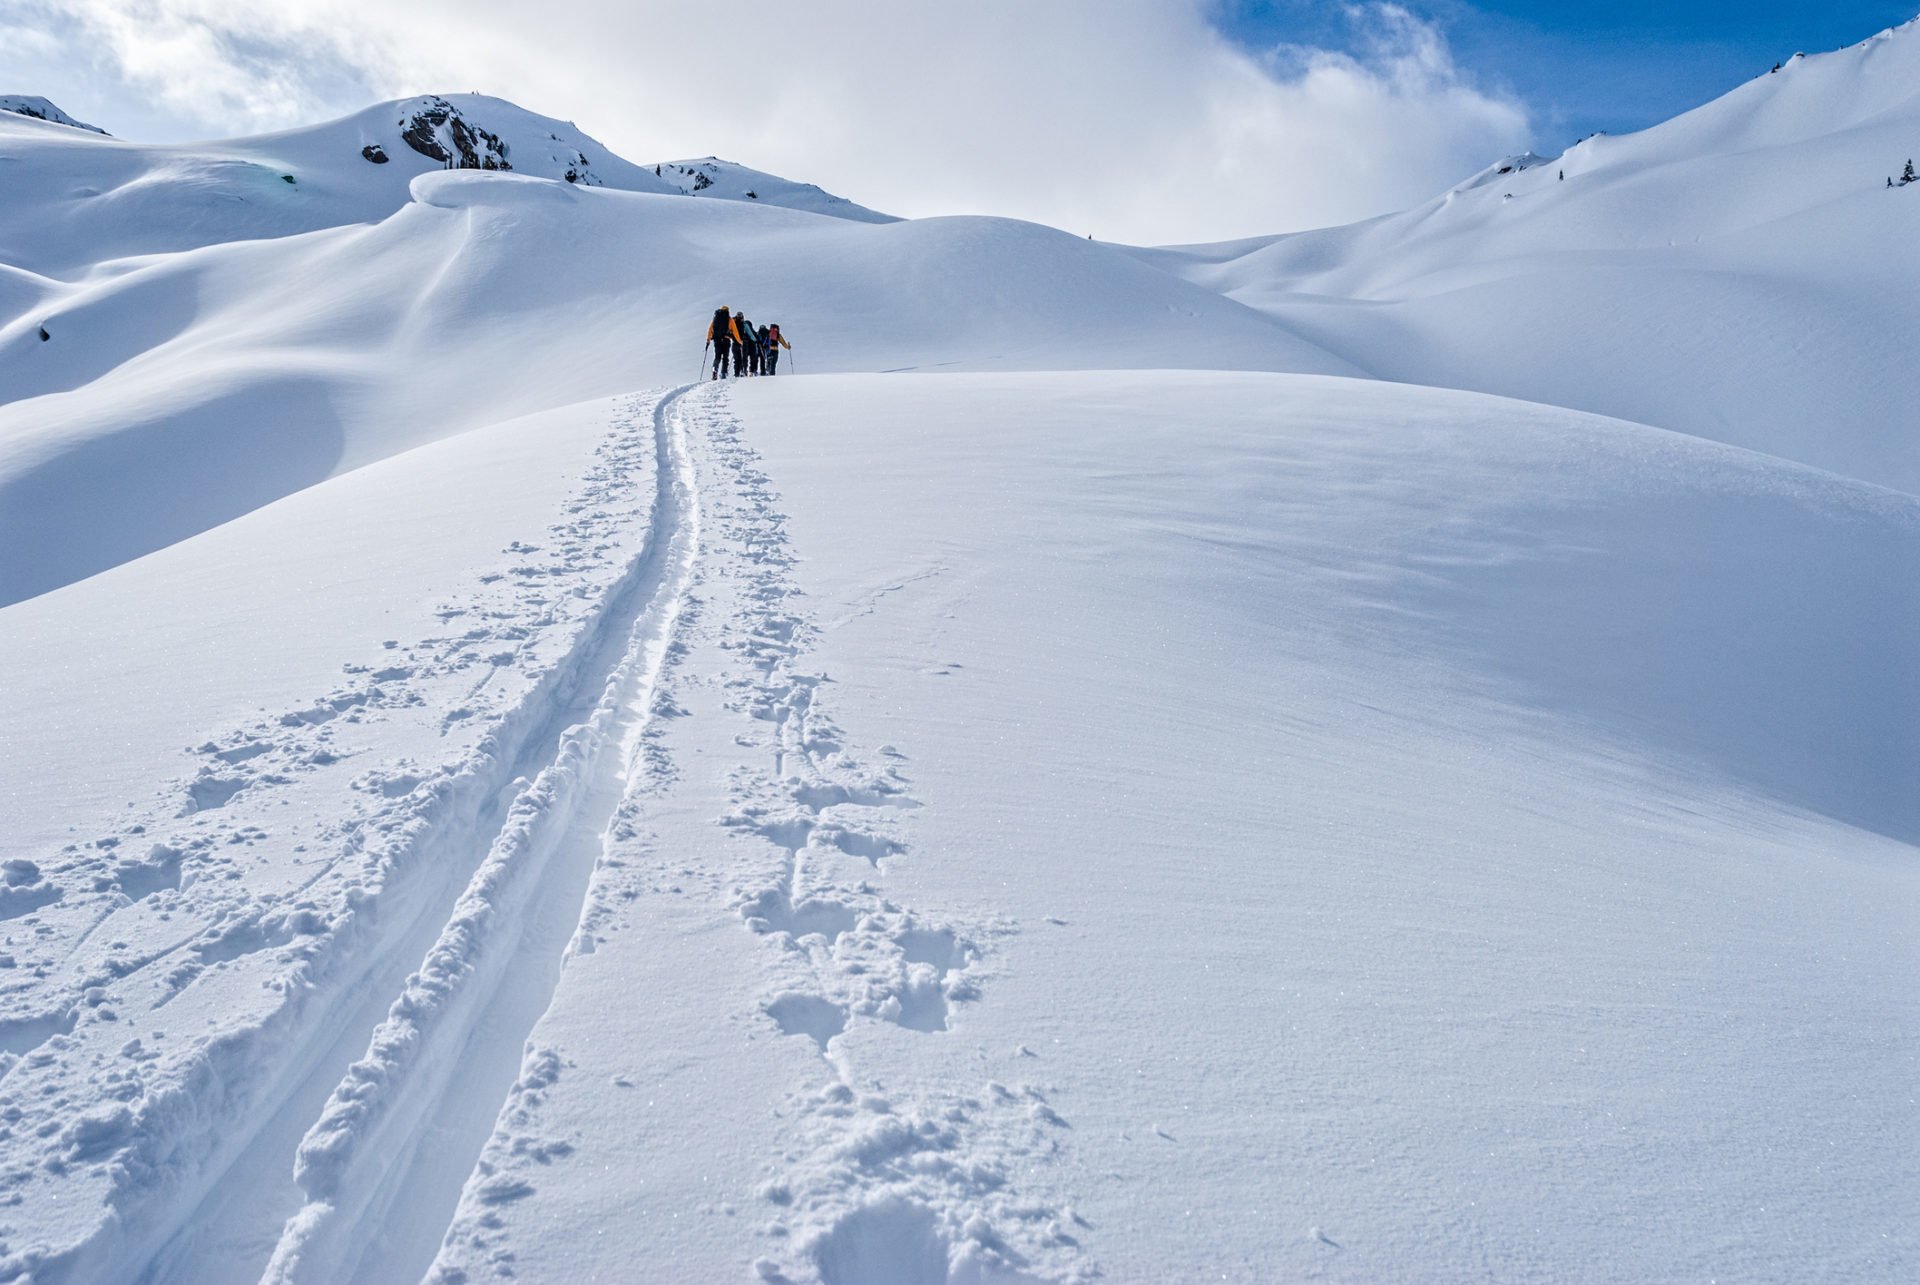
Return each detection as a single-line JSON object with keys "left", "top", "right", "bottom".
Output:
{"left": 647, "top": 156, "right": 896, "bottom": 222}
{"left": 0, "top": 94, "right": 106, "bottom": 134}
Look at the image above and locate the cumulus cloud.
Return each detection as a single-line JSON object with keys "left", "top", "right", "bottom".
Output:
{"left": 4, "top": 0, "right": 1531, "bottom": 242}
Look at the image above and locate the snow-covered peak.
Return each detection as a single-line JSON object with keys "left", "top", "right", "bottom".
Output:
{"left": 0, "top": 94, "right": 107, "bottom": 134}
{"left": 1551, "top": 12, "right": 1920, "bottom": 178}
{"left": 261, "top": 93, "right": 677, "bottom": 194}
{"left": 0, "top": 93, "right": 917, "bottom": 277}
{"left": 1454, "top": 151, "right": 1554, "bottom": 191}
{"left": 369, "top": 94, "right": 674, "bottom": 192}
{"left": 0, "top": 93, "right": 682, "bottom": 277}
{"left": 647, "top": 156, "right": 897, "bottom": 223}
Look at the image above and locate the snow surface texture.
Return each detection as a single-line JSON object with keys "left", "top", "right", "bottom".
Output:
{"left": 2, "top": 19, "right": 1918, "bottom": 1284}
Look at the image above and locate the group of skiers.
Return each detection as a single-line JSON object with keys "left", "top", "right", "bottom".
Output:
{"left": 706, "top": 307, "right": 791, "bottom": 379}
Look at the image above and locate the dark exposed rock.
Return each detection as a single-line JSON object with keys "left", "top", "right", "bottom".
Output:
{"left": 398, "top": 96, "right": 511, "bottom": 172}
{"left": 361, "top": 143, "right": 389, "bottom": 164}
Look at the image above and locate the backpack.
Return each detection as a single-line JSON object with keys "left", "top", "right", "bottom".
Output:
{"left": 756, "top": 326, "right": 769, "bottom": 344}
{"left": 711, "top": 306, "right": 731, "bottom": 341}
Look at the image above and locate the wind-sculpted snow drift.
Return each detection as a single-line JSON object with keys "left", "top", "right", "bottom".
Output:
{"left": 1, "top": 17, "right": 1918, "bottom": 1284}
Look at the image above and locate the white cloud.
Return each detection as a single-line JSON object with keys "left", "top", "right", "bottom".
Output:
{"left": 1, "top": 0, "right": 1531, "bottom": 242}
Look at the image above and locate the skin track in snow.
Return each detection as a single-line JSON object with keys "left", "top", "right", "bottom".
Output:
{"left": 262, "top": 387, "right": 703, "bottom": 1283}
{"left": 0, "top": 391, "right": 684, "bottom": 1282}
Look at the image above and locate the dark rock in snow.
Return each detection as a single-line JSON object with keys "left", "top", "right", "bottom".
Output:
{"left": 399, "top": 95, "right": 512, "bottom": 171}
{"left": 361, "top": 143, "right": 389, "bottom": 164}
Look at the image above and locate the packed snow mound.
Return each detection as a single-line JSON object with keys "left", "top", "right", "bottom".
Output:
{"left": 0, "top": 93, "right": 674, "bottom": 278}
{"left": 0, "top": 169, "right": 1352, "bottom": 607}
{"left": 1133, "top": 14, "right": 1920, "bottom": 493}
{"left": 647, "top": 156, "right": 897, "bottom": 222}
{"left": 0, "top": 95, "right": 106, "bottom": 134}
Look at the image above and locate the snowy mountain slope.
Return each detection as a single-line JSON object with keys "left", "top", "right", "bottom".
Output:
{"left": 0, "top": 99, "right": 898, "bottom": 284}
{"left": 651, "top": 156, "right": 898, "bottom": 222}
{"left": 1, "top": 374, "right": 1913, "bottom": 1283}
{"left": 0, "top": 94, "right": 677, "bottom": 279}
{"left": 0, "top": 96, "right": 105, "bottom": 134}
{"left": 1131, "top": 17, "right": 1920, "bottom": 492}
{"left": 0, "top": 169, "right": 1354, "bottom": 608}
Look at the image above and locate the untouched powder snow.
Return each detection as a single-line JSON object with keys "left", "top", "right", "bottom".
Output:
{"left": 2, "top": 15, "right": 1918, "bottom": 1282}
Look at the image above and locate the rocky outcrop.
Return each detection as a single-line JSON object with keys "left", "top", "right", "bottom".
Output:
{"left": 398, "top": 96, "right": 510, "bottom": 171}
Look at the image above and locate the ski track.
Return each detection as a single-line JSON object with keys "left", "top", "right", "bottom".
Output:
{"left": 428, "top": 391, "right": 1094, "bottom": 1285}
{"left": 257, "top": 384, "right": 703, "bottom": 1284}
{"left": 1, "top": 381, "right": 1091, "bottom": 1284}
{"left": 0, "top": 386, "right": 691, "bottom": 1283}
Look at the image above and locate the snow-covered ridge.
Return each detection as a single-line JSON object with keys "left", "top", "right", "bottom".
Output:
{"left": 0, "top": 94, "right": 892, "bottom": 279}
{"left": 0, "top": 92, "right": 675, "bottom": 278}
{"left": 0, "top": 95, "right": 106, "bottom": 134}
{"left": 1453, "top": 151, "right": 1553, "bottom": 191}
{"left": 648, "top": 156, "right": 898, "bottom": 222}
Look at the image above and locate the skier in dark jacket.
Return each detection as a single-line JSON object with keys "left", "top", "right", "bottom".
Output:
{"left": 707, "top": 306, "right": 738, "bottom": 379}
{"left": 733, "top": 311, "right": 757, "bottom": 376}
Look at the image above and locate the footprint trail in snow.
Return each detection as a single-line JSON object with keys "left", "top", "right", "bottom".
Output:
{"left": 426, "top": 389, "right": 1093, "bottom": 1285}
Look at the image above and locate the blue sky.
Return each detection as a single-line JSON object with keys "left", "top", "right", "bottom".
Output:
{"left": 1219, "top": 1, "right": 1920, "bottom": 145}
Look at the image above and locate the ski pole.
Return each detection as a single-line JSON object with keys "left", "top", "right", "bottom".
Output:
{"left": 701, "top": 341, "right": 710, "bottom": 381}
